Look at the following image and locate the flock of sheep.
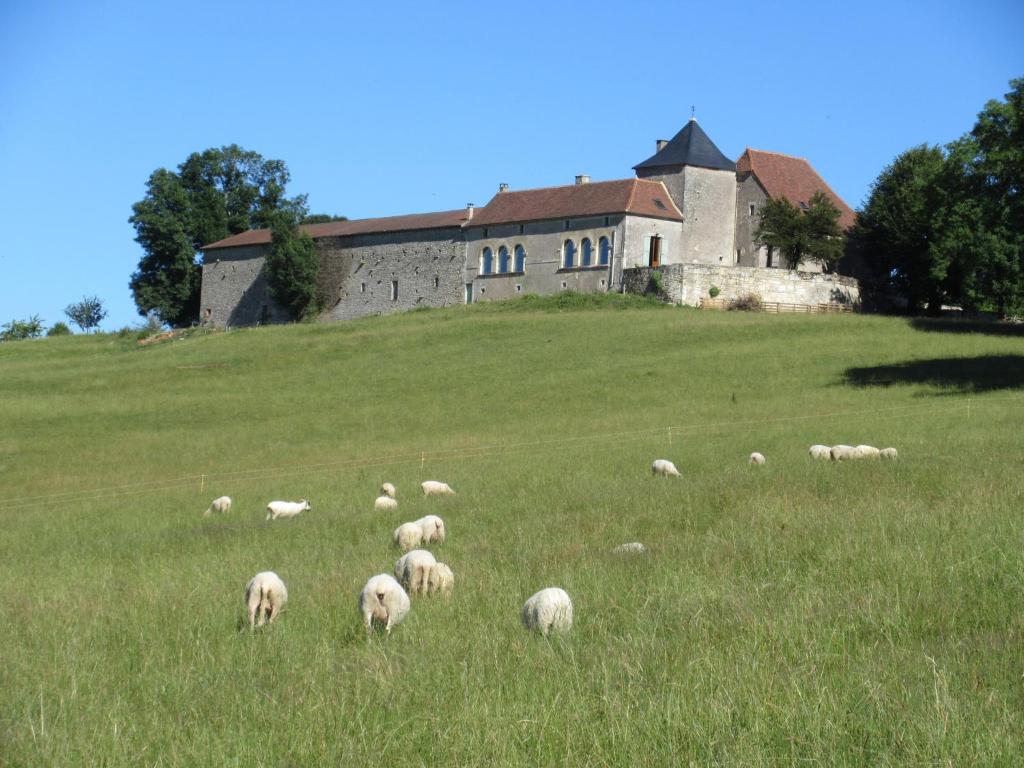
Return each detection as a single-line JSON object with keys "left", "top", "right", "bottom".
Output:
{"left": 215, "top": 445, "right": 898, "bottom": 636}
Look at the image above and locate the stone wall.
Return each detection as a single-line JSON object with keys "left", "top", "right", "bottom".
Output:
{"left": 200, "top": 245, "right": 290, "bottom": 327}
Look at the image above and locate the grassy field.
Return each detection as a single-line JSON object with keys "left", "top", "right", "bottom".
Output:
{"left": 1, "top": 295, "right": 1022, "bottom": 766}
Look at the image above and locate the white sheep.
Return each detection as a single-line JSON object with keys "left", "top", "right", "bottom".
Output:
{"left": 612, "top": 542, "right": 647, "bottom": 554}
{"left": 809, "top": 444, "right": 832, "bottom": 460}
{"left": 880, "top": 447, "right": 899, "bottom": 459}
{"left": 427, "top": 562, "right": 454, "bottom": 596}
{"left": 749, "top": 452, "right": 766, "bottom": 466}
{"left": 266, "top": 499, "right": 311, "bottom": 520}
{"left": 381, "top": 482, "right": 396, "bottom": 498}
{"left": 393, "top": 522, "right": 423, "bottom": 552}
{"left": 414, "top": 514, "right": 446, "bottom": 544}
{"left": 854, "top": 445, "right": 881, "bottom": 460}
{"left": 421, "top": 480, "right": 456, "bottom": 496}
{"left": 359, "top": 573, "right": 410, "bottom": 635}
{"left": 203, "top": 495, "right": 231, "bottom": 517}
{"left": 522, "top": 587, "right": 573, "bottom": 637}
{"left": 651, "top": 459, "right": 680, "bottom": 477}
{"left": 374, "top": 495, "right": 398, "bottom": 511}
{"left": 830, "top": 445, "right": 856, "bottom": 461}
{"left": 394, "top": 549, "right": 436, "bottom": 595}
{"left": 244, "top": 571, "right": 288, "bottom": 630}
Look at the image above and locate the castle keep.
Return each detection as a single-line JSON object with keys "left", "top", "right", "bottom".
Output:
{"left": 200, "top": 119, "right": 859, "bottom": 326}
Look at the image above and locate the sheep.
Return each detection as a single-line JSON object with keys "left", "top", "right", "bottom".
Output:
{"left": 809, "top": 444, "right": 832, "bottom": 461}
{"left": 830, "top": 445, "right": 856, "bottom": 461}
{"left": 421, "top": 480, "right": 456, "bottom": 496}
{"left": 854, "top": 444, "right": 881, "bottom": 460}
{"left": 749, "top": 452, "right": 766, "bottom": 466}
{"left": 244, "top": 571, "right": 288, "bottom": 630}
{"left": 880, "top": 447, "right": 899, "bottom": 459}
{"left": 381, "top": 482, "right": 396, "bottom": 498}
{"left": 427, "top": 563, "right": 454, "bottom": 596}
{"left": 521, "top": 587, "right": 573, "bottom": 637}
{"left": 414, "top": 514, "right": 446, "bottom": 544}
{"left": 359, "top": 573, "right": 410, "bottom": 635}
{"left": 393, "top": 522, "right": 423, "bottom": 552}
{"left": 203, "top": 495, "right": 231, "bottom": 517}
{"left": 374, "top": 495, "right": 398, "bottom": 512}
{"left": 651, "top": 459, "right": 680, "bottom": 477}
{"left": 612, "top": 542, "right": 647, "bottom": 554}
{"left": 266, "top": 499, "right": 310, "bottom": 521}
{"left": 394, "top": 549, "right": 437, "bottom": 595}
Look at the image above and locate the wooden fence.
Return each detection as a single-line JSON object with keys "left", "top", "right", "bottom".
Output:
{"left": 700, "top": 298, "right": 854, "bottom": 314}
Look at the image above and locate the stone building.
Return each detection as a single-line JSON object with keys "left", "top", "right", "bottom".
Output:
{"left": 200, "top": 118, "right": 858, "bottom": 326}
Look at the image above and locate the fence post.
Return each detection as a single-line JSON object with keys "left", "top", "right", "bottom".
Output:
{"left": 200, "top": 474, "right": 205, "bottom": 493}
{"left": 421, "top": 452, "right": 425, "bottom": 470}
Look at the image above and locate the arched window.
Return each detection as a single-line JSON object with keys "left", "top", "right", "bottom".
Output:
{"left": 514, "top": 244, "right": 526, "bottom": 272}
{"left": 498, "top": 245, "right": 510, "bottom": 273}
{"left": 598, "top": 236, "right": 610, "bottom": 266}
{"left": 581, "top": 238, "right": 593, "bottom": 267}
{"left": 563, "top": 239, "right": 576, "bottom": 268}
{"left": 481, "top": 247, "right": 493, "bottom": 275}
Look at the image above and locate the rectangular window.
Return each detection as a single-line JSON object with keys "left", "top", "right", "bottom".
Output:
{"left": 564, "top": 220, "right": 570, "bottom": 230}
{"left": 390, "top": 280, "right": 398, "bottom": 301}
{"left": 360, "top": 282, "right": 366, "bottom": 293}
{"left": 648, "top": 235, "right": 661, "bottom": 268}
{"left": 604, "top": 216, "right": 610, "bottom": 226}
{"left": 749, "top": 204, "right": 756, "bottom": 216}
{"left": 433, "top": 275, "right": 439, "bottom": 288}
{"left": 465, "top": 283, "right": 473, "bottom": 303}
{"left": 518, "top": 224, "right": 525, "bottom": 235}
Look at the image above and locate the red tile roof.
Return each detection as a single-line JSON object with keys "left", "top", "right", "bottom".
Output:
{"left": 736, "top": 149, "right": 856, "bottom": 230}
{"left": 203, "top": 209, "right": 472, "bottom": 251}
{"left": 466, "top": 178, "right": 683, "bottom": 227}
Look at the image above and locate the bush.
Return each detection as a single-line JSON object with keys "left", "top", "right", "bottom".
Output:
{"left": 1, "top": 315, "right": 44, "bottom": 341}
{"left": 709, "top": 285, "right": 720, "bottom": 299}
{"left": 649, "top": 270, "right": 664, "bottom": 295}
{"left": 47, "top": 322, "right": 72, "bottom": 337}
{"left": 729, "top": 293, "right": 764, "bottom": 312}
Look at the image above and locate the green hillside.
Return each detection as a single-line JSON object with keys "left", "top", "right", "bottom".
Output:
{"left": 1, "top": 297, "right": 1022, "bottom": 766}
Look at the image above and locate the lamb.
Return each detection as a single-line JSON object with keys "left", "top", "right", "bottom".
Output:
{"left": 203, "top": 495, "right": 231, "bottom": 516}
{"left": 380, "top": 482, "right": 396, "bottom": 498}
{"left": 521, "top": 587, "right": 573, "bottom": 637}
{"left": 421, "top": 480, "right": 456, "bottom": 496}
{"left": 414, "top": 514, "right": 446, "bottom": 544}
{"left": 359, "top": 573, "right": 410, "bottom": 635}
{"left": 427, "top": 563, "right": 454, "bottom": 596}
{"left": 393, "top": 522, "right": 423, "bottom": 552}
{"left": 651, "top": 459, "right": 680, "bottom": 477}
{"left": 854, "top": 444, "right": 881, "bottom": 460}
{"left": 880, "top": 447, "right": 899, "bottom": 459}
{"left": 394, "top": 549, "right": 436, "bottom": 595}
{"left": 830, "top": 445, "right": 856, "bottom": 461}
{"left": 749, "top": 452, "right": 766, "bottom": 466}
{"left": 266, "top": 499, "right": 311, "bottom": 520}
{"left": 374, "top": 495, "right": 398, "bottom": 511}
{"left": 244, "top": 571, "right": 288, "bottom": 630}
{"left": 809, "top": 444, "right": 832, "bottom": 460}
{"left": 612, "top": 542, "right": 647, "bottom": 554}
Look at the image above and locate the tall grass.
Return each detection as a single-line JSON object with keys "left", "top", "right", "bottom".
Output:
{"left": 1, "top": 297, "right": 1022, "bottom": 765}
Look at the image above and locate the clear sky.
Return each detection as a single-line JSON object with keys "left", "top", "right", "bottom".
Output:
{"left": 1, "top": 0, "right": 1021, "bottom": 331}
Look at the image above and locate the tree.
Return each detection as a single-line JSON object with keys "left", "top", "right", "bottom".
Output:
{"left": 65, "top": 296, "right": 107, "bottom": 332}
{"left": 755, "top": 191, "right": 844, "bottom": 271}
{"left": 264, "top": 210, "right": 321, "bottom": 320}
{"left": 302, "top": 214, "right": 349, "bottom": 224}
{"left": 129, "top": 145, "right": 308, "bottom": 327}
{"left": 1, "top": 315, "right": 44, "bottom": 341}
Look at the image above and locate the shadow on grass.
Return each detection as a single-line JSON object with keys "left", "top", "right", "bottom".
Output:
{"left": 909, "top": 318, "right": 1024, "bottom": 337}
{"left": 845, "top": 355, "right": 1024, "bottom": 394}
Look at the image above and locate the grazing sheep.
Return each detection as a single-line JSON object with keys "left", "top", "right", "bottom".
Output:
{"left": 394, "top": 549, "right": 437, "bottom": 595}
{"left": 374, "top": 495, "right": 398, "bottom": 512}
{"left": 244, "top": 571, "right": 288, "bottom": 630}
{"left": 421, "top": 480, "right": 456, "bottom": 496}
{"left": 522, "top": 588, "right": 573, "bottom": 637}
{"left": 651, "top": 459, "right": 680, "bottom": 477}
{"left": 393, "top": 522, "right": 423, "bottom": 552}
{"left": 204, "top": 495, "right": 231, "bottom": 517}
{"left": 809, "top": 444, "right": 832, "bottom": 460}
{"left": 854, "top": 445, "right": 881, "bottom": 460}
{"left": 427, "top": 563, "right": 454, "bottom": 596}
{"left": 612, "top": 542, "right": 647, "bottom": 554}
{"left": 266, "top": 499, "right": 311, "bottom": 521}
{"left": 749, "top": 452, "right": 766, "bottom": 466}
{"left": 359, "top": 574, "right": 410, "bottom": 635}
{"left": 381, "top": 482, "right": 396, "bottom": 498}
{"left": 414, "top": 514, "right": 446, "bottom": 544}
{"left": 830, "top": 445, "right": 856, "bottom": 461}
{"left": 880, "top": 447, "right": 899, "bottom": 459}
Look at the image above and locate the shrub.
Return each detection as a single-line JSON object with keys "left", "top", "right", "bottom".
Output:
{"left": 1, "top": 315, "right": 44, "bottom": 341}
{"left": 47, "top": 322, "right": 72, "bottom": 337}
{"left": 729, "top": 293, "right": 764, "bottom": 312}
{"left": 709, "top": 285, "right": 721, "bottom": 299}
{"left": 649, "top": 270, "right": 664, "bottom": 295}
{"left": 65, "top": 296, "right": 107, "bottom": 332}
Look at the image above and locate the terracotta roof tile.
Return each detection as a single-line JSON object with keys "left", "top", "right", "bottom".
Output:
{"left": 203, "top": 209, "right": 471, "bottom": 251}
{"left": 466, "top": 178, "right": 682, "bottom": 227}
{"left": 736, "top": 149, "right": 856, "bottom": 230}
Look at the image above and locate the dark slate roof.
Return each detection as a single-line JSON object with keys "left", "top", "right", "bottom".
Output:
{"left": 633, "top": 119, "right": 735, "bottom": 172}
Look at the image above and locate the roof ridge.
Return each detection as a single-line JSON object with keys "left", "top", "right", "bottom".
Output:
{"left": 494, "top": 178, "right": 634, "bottom": 195}
{"left": 745, "top": 147, "right": 809, "bottom": 163}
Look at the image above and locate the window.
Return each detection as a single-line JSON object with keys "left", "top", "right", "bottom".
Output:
{"left": 483, "top": 228, "right": 489, "bottom": 237}
{"left": 564, "top": 220, "right": 571, "bottom": 230}
{"left": 518, "top": 224, "right": 525, "bottom": 235}
{"left": 433, "top": 275, "right": 440, "bottom": 288}
{"left": 481, "top": 247, "right": 493, "bottom": 275}
{"left": 391, "top": 280, "right": 398, "bottom": 300}
{"left": 498, "top": 245, "right": 510, "bottom": 273}
{"left": 562, "top": 239, "right": 576, "bottom": 268}
{"left": 360, "top": 282, "right": 366, "bottom": 293}
{"left": 648, "top": 235, "right": 661, "bottom": 268}
{"left": 653, "top": 198, "right": 667, "bottom": 210}
{"left": 766, "top": 246, "right": 774, "bottom": 268}
{"left": 581, "top": 238, "right": 593, "bottom": 267}
{"left": 598, "top": 236, "right": 610, "bottom": 266}
{"left": 465, "top": 283, "right": 473, "bottom": 303}
{"left": 516, "top": 284, "right": 522, "bottom": 293}
{"left": 514, "top": 244, "right": 526, "bottom": 272}
{"left": 749, "top": 204, "right": 756, "bottom": 216}
{"left": 604, "top": 216, "right": 610, "bottom": 226}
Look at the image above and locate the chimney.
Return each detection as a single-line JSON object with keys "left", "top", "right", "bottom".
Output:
{"left": 575, "top": 174, "right": 590, "bottom": 185}
{"left": 656, "top": 139, "right": 669, "bottom": 152}
{"left": 499, "top": 182, "right": 509, "bottom": 192}
{"left": 466, "top": 203, "right": 474, "bottom": 219}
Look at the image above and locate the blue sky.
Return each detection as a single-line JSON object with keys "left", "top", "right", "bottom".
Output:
{"left": 1, "top": 0, "right": 1021, "bottom": 331}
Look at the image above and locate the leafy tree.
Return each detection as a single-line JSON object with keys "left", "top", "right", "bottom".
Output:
{"left": 129, "top": 145, "right": 308, "bottom": 327}
{"left": 65, "top": 296, "right": 107, "bottom": 332}
{"left": 47, "top": 322, "right": 72, "bottom": 337}
{"left": 302, "top": 214, "right": 349, "bottom": 224}
{"left": 755, "top": 191, "right": 844, "bottom": 271}
{"left": 1, "top": 315, "right": 44, "bottom": 341}
{"left": 264, "top": 210, "right": 321, "bottom": 320}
